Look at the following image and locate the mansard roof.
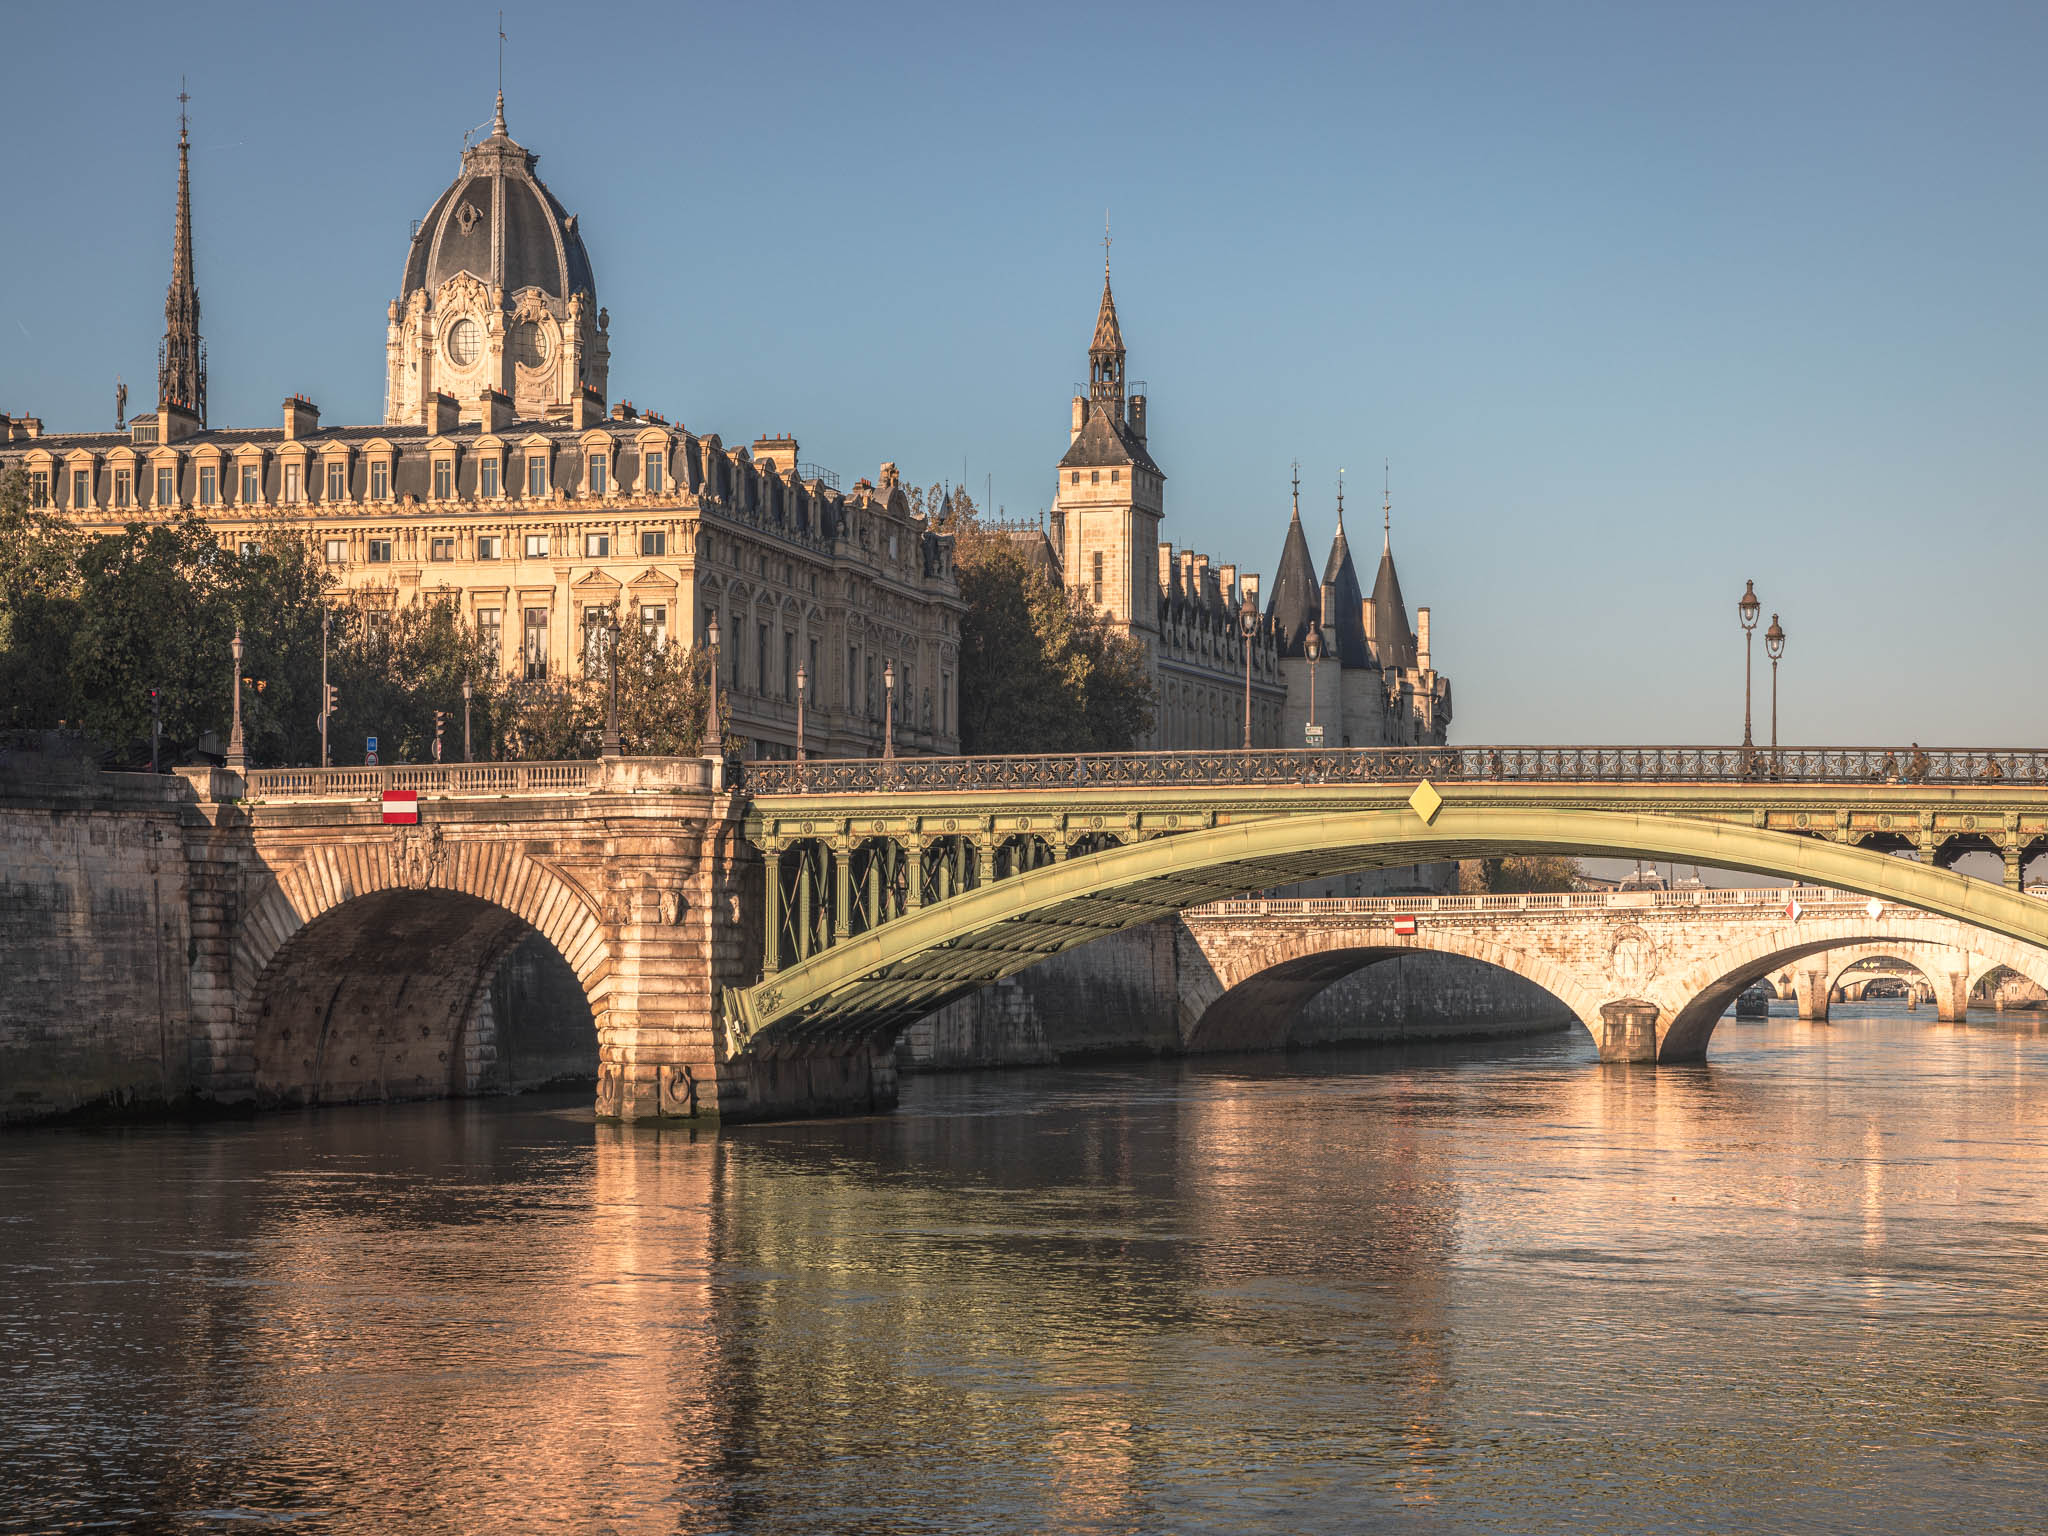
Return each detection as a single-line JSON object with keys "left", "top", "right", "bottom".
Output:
{"left": 1321, "top": 518, "right": 1370, "bottom": 668}
{"left": 1264, "top": 501, "right": 1321, "bottom": 657}
{"left": 1371, "top": 537, "right": 1416, "bottom": 670}
{"left": 1057, "top": 401, "right": 1160, "bottom": 474}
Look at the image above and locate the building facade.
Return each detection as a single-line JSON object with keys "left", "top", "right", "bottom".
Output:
{"left": 0, "top": 99, "right": 962, "bottom": 762}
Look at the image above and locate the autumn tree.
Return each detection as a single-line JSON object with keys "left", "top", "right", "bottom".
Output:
{"left": 1458, "top": 855, "right": 1583, "bottom": 894}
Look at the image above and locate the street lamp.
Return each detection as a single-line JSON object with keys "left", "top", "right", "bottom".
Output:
{"left": 226, "top": 625, "right": 246, "bottom": 771}
{"left": 795, "top": 662, "right": 808, "bottom": 763}
{"left": 1737, "top": 579, "right": 1761, "bottom": 755}
{"left": 1303, "top": 627, "right": 1323, "bottom": 745}
{"left": 598, "top": 610, "right": 621, "bottom": 759}
{"left": 704, "top": 611, "right": 722, "bottom": 756}
{"left": 882, "top": 660, "right": 896, "bottom": 760}
{"left": 1237, "top": 596, "right": 1260, "bottom": 751}
{"left": 462, "top": 678, "right": 473, "bottom": 763}
{"left": 1764, "top": 612, "right": 1786, "bottom": 763}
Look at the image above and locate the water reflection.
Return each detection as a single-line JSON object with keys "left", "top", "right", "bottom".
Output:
{"left": 5, "top": 1007, "right": 2048, "bottom": 1533}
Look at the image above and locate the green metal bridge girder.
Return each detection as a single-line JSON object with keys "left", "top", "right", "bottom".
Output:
{"left": 730, "top": 777, "right": 2048, "bottom": 1051}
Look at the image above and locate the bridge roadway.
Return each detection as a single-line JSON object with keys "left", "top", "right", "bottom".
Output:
{"left": 141, "top": 743, "right": 2048, "bottom": 1123}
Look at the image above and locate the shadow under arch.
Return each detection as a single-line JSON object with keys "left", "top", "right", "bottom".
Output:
{"left": 243, "top": 889, "right": 597, "bottom": 1108}
{"left": 1182, "top": 942, "right": 1601, "bottom": 1055}
{"left": 1658, "top": 934, "right": 1969, "bottom": 1058}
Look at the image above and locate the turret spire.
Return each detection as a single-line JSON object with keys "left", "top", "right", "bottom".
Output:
{"left": 1290, "top": 459, "right": 1301, "bottom": 522}
{"left": 495, "top": 10, "right": 508, "bottom": 133}
{"left": 1382, "top": 460, "right": 1391, "bottom": 552}
{"left": 157, "top": 81, "right": 205, "bottom": 425}
{"left": 1088, "top": 224, "right": 1126, "bottom": 412}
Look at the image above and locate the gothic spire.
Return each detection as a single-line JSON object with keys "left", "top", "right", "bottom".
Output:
{"left": 1088, "top": 221, "right": 1126, "bottom": 410}
{"left": 157, "top": 85, "right": 205, "bottom": 425}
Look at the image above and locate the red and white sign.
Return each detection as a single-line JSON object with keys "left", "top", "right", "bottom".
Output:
{"left": 382, "top": 789, "right": 419, "bottom": 825}
{"left": 1393, "top": 916, "right": 1419, "bottom": 937}
{"left": 1786, "top": 898, "right": 1802, "bottom": 921}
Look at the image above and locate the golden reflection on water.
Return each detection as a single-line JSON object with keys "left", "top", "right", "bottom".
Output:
{"left": 4, "top": 1008, "right": 2048, "bottom": 1534}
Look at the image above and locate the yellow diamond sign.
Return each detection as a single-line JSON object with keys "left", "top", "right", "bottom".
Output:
{"left": 1409, "top": 779, "right": 1444, "bottom": 825}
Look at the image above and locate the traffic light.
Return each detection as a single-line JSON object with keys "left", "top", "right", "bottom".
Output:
{"left": 432, "top": 710, "right": 447, "bottom": 763}
{"left": 322, "top": 684, "right": 339, "bottom": 719}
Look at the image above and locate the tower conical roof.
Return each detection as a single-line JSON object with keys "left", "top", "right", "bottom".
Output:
{"left": 1371, "top": 537, "right": 1415, "bottom": 670}
{"left": 1322, "top": 516, "right": 1370, "bottom": 667}
{"left": 1091, "top": 272, "right": 1124, "bottom": 354}
{"left": 1265, "top": 487, "right": 1321, "bottom": 657}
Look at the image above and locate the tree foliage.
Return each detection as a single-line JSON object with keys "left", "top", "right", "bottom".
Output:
{"left": 1459, "top": 855, "right": 1583, "bottom": 894}
{"left": 941, "top": 488, "right": 1154, "bottom": 754}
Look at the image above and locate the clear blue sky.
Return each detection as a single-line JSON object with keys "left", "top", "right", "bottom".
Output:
{"left": 3, "top": 1, "right": 2042, "bottom": 744}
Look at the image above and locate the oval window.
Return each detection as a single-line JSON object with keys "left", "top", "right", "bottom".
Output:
{"left": 444, "top": 317, "right": 482, "bottom": 366}
{"left": 511, "top": 320, "right": 549, "bottom": 367}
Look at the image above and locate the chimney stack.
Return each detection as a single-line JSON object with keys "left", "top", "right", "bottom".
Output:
{"left": 427, "top": 391, "right": 460, "bottom": 435}
{"left": 282, "top": 394, "right": 319, "bottom": 440}
{"left": 1417, "top": 607, "right": 1431, "bottom": 671}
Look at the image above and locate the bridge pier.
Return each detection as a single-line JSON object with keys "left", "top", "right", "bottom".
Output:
{"left": 1596, "top": 1000, "right": 1661, "bottom": 1063}
{"left": 1793, "top": 965, "right": 1831, "bottom": 1023}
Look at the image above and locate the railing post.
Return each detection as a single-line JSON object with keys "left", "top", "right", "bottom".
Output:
{"left": 906, "top": 840, "right": 925, "bottom": 913}
{"left": 763, "top": 846, "right": 783, "bottom": 975}
{"left": 834, "top": 844, "right": 853, "bottom": 943}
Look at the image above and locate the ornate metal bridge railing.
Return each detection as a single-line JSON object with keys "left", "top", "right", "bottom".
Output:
{"left": 743, "top": 745, "right": 2048, "bottom": 796}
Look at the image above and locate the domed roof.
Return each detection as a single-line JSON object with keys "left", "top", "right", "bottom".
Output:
{"left": 400, "top": 97, "right": 595, "bottom": 305}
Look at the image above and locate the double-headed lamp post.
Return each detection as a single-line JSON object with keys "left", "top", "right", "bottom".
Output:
{"left": 1765, "top": 613, "right": 1786, "bottom": 760}
{"left": 1737, "top": 579, "right": 1761, "bottom": 755}
{"left": 882, "top": 660, "right": 896, "bottom": 760}
{"left": 703, "top": 612, "right": 722, "bottom": 755}
{"left": 795, "top": 662, "right": 808, "bottom": 762}
{"left": 1303, "top": 627, "right": 1323, "bottom": 740}
{"left": 462, "top": 678, "right": 473, "bottom": 763}
{"left": 1237, "top": 597, "right": 1260, "bottom": 751}
{"left": 598, "top": 611, "right": 622, "bottom": 759}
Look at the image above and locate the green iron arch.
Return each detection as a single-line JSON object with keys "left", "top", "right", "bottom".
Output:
{"left": 730, "top": 800, "right": 2048, "bottom": 1054}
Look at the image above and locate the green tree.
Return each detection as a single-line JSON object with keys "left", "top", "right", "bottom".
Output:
{"left": 0, "top": 464, "right": 85, "bottom": 732}
{"left": 328, "top": 596, "right": 502, "bottom": 765}
{"left": 496, "top": 606, "right": 713, "bottom": 760}
{"left": 1459, "top": 855, "right": 1583, "bottom": 894}
{"left": 945, "top": 497, "right": 1154, "bottom": 753}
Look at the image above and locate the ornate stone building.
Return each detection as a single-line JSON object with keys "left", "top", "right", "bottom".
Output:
{"left": 1, "top": 100, "right": 963, "bottom": 762}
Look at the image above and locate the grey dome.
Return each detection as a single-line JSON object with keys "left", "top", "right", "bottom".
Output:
{"left": 401, "top": 101, "right": 595, "bottom": 304}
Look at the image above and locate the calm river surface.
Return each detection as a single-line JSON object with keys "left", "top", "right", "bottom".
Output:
{"left": 6, "top": 1006, "right": 2048, "bottom": 1534}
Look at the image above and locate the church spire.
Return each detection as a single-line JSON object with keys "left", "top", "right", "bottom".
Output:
{"left": 157, "top": 84, "right": 205, "bottom": 426}
{"left": 1088, "top": 218, "right": 1126, "bottom": 412}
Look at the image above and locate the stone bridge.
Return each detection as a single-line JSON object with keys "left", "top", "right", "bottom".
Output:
{"left": 1173, "top": 889, "right": 2048, "bottom": 1059}
{"left": 9, "top": 742, "right": 2048, "bottom": 1125}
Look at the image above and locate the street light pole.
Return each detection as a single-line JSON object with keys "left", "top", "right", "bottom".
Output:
{"left": 1765, "top": 613, "right": 1786, "bottom": 766}
{"left": 795, "top": 662, "right": 808, "bottom": 763}
{"left": 226, "top": 626, "right": 246, "bottom": 771}
{"left": 1737, "top": 580, "right": 1760, "bottom": 757}
{"left": 883, "top": 660, "right": 896, "bottom": 760}
{"left": 600, "top": 611, "right": 621, "bottom": 759}
{"left": 704, "top": 612, "right": 722, "bottom": 756}
{"left": 319, "top": 608, "right": 330, "bottom": 769}
{"left": 1237, "top": 597, "right": 1260, "bottom": 751}
{"left": 1303, "top": 627, "right": 1322, "bottom": 742}
{"left": 462, "top": 678, "right": 473, "bottom": 763}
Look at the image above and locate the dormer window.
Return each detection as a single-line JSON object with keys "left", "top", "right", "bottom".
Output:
{"left": 644, "top": 450, "right": 664, "bottom": 494}
{"left": 241, "top": 464, "right": 260, "bottom": 503}
{"left": 156, "top": 467, "right": 175, "bottom": 505}
{"left": 589, "top": 454, "right": 608, "bottom": 496}
{"left": 29, "top": 471, "right": 48, "bottom": 508}
{"left": 326, "top": 462, "right": 346, "bottom": 501}
{"left": 198, "top": 466, "right": 217, "bottom": 506}
{"left": 527, "top": 455, "right": 547, "bottom": 497}
{"left": 479, "top": 457, "right": 500, "bottom": 498}
{"left": 114, "top": 468, "right": 132, "bottom": 508}
{"left": 72, "top": 470, "right": 90, "bottom": 507}
{"left": 434, "top": 459, "right": 453, "bottom": 499}
{"left": 370, "top": 461, "right": 389, "bottom": 500}
{"left": 283, "top": 464, "right": 302, "bottom": 503}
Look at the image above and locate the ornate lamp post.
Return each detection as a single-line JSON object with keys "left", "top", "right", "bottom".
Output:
{"left": 1303, "top": 626, "right": 1323, "bottom": 743}
{"left": 225, "top": 625, "right": 246, "bottom": 771}
{"left": 598, "top": 611, "right": 622, "bottom": 759}
{"left": 1737, "top": 579, "right": 1760, "bottom": 757}
{"left": 882, "top": 660, "right": 896, "bottom": 760}
{"left": 704, "top": 612, "right": 722, "bottom": 756}
{"left": 1237, "top": 596, "right": 1260, "bottom": 751}
{"left": 795, "top": 662, "right": 808, "bottom": 763}
{"left": 462, "top": 678, "right": 473, "bottom": 763}
{"left": 1764, "top": 613, "right": 1786, "bottom": 765}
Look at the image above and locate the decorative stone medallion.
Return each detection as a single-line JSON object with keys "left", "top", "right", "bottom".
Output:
{"left": 1609, "top": 924, "right": 1661, "bottom": 989}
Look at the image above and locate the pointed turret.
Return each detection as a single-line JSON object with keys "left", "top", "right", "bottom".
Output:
{"left": 1371, "top": 481, "right": 1416, "bottom": 669}
{"left": 157, "top": 89, "right": 205, "bottom": 427}
{"left": 1265, "top": 468, "right": 1321, "bottom": 656}
{"left": 1321, "top": 501, "right": 1370, "bottom": 668}
{"left": 1059, "top": 254, "right": 1158, "bottom": 475}
{"left": 1088, "top": 262, "right": 1126, "bottom": 412}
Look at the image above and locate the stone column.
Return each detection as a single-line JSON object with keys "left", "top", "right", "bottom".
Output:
{"left": 1934, "top": 969, "right": 1971, "bottom": 1023}
{"left": 1793, "top": 965, "right": 1831, "bottom": 1023}
{"left": 833, "top": 842, "right": 852, "bottom": 943}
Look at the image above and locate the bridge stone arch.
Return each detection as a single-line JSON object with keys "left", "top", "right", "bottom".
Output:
{"left": 225, "top": 832, "right": 613, "bottom": 1109}
{"left": 1175, "top": 926, "right": 1606, "bottom": 1055}
{"left": 735, "top": 799, "right": 2048, "bottom": 1068}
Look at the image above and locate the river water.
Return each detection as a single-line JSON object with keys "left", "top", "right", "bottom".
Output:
{"left": 6, "top": 1005, "right": 2048, "bottom": 1534}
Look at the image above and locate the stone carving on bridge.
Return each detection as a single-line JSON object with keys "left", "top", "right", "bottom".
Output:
{"left": 595, "top": 1063, "right": 623, "bottom": 1118}
{"left": 392, "top": 825, "right": 446, "bottom": 890}
{"left": 658, "top": 1063, "right": 697, "bottom": 1117}
{"left": 659, "top": 888, "right": 686, "bottom": 926}
{"left": 1608, "top": 925, "right": 1662, "bottom": 989}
